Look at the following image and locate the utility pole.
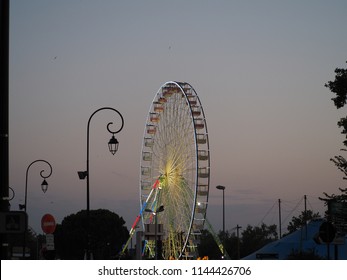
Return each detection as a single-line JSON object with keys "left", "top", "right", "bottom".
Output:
{"left": 236, "top": 224, "right": 242, "bottom": 260}
{"left": 278, "top": 199, "right": 282, "bottom": 239}
{"left": 304, "top": 195, "right": 307, "bottom": 240}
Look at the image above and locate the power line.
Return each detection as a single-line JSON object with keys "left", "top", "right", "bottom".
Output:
{"left": 258, "top": 201, "right": 276, "bottom": 226}
{"left": 282, "top": 196, "right": 304, "bottom": 225}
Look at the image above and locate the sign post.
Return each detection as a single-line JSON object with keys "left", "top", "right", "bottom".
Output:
{"left": 41, "top": 214, "right": 56, "bottom": 252}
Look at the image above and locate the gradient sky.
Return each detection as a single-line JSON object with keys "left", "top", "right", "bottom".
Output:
{"left": 8, "top": 0, "right": 347, "bottom": 237}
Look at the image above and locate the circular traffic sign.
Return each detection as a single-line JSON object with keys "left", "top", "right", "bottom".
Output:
{"left": 319, "top": 221, "right": 336, "bottom": 243}
{"left": 41, "top": 213, "right": 56, "bottom": 234}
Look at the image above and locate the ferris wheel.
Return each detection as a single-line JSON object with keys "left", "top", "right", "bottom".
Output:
{"left": 139, "top": 81, "right": 210, "bottom": 259}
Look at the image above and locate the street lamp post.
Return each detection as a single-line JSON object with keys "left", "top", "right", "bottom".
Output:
{"left": 216, "top": 185, "right": 225, "bottom": 258}
{"left": 145, "top": 205, "right": 164, "bottom": 260}
{"left": 20, "top": 159, "right": 53, "bottom": 259}
{"left": 78, "top": 107, "right": 124, "bottom": 260}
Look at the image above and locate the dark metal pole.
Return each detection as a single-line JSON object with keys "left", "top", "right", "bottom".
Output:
{"left": 236, "top": 224, "right": 241, "bottom": 260}
{"left": 278, "top": 199, "right": 282, "bottom": 239}
{"left": 304, "top": 194, "right": 307, "bottom": 240}
{"left": 86, "top": 113, "right": 91, "bottom": 260}
{"left": 222, "top": 188, "right": 225, "bottom": 238}
{"left": 85, "top": 107, "right": 124, "bottom": 259}
{"left": 216, "top": 185, "right": 226, "bottom": 258}
{"left": 22, "top": 160, "right": 53, "bottom": 259}
{"left": 24, "top": 160, "right": 53, "bottom": 212}
{"left": 0, "top": 0, "right": 9, "bottom": 260}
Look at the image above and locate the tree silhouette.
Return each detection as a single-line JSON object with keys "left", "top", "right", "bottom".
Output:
{"left": 197, "top": 224, "right": 277, "bottom": 259}
{"left": 286, "top": 210, "right": 321, "bottom": 234}
{"left": 197, "top": 229, "right": 220, "bottom": 259}
{"left": 325, "top": 61, "right": 347, "bottom": 176}
{"left": 240, "top": 223, "right": 277, "bottom": 258}
{"left": 54, "top": 209, "right": 129, "bottom": 259}
{"left": 323, "top": 62, "right": 347, "bottom": 200}
{"left": 322, "top": 61, "right": 347, "bottom": 234}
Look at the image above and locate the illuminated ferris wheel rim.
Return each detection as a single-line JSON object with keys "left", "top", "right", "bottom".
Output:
{"left": 139, "top": 81, "right": 210, "bottom": 259}
{"left": 143, "top": 80, "right": 211, "bottom": 208}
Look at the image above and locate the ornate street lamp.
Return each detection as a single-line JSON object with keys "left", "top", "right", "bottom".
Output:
{"left": 21, "top": 160, "right": 53, "bottom": 213}
{"left": 78, "top": 107, "right": 124, "bottom": 260}
{"left": 21, "top": 159, "right": 53, "bottom": 258}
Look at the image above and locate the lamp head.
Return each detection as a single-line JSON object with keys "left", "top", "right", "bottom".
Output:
{"left": 108, "top": 135, "right": 119, "bottom": 155}
{"left": 41, "top": 179, "right": 48, "bottom": 193}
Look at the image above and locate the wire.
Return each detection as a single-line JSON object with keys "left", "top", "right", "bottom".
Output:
{"left": 282, "top": 197, "right": 304, "bottom": 225}
{"left": 258, "top": 201, "right": 276, "bottom": 226}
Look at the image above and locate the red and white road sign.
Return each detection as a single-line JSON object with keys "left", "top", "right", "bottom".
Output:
{"left": 41, "top": 214, "right": 56, "bottom": 234}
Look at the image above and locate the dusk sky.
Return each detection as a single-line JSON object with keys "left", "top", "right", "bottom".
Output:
{"left": 8, "top": 0, "right": 347, "bottom": 237}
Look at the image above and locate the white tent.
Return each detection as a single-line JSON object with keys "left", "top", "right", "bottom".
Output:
{"left": 242, "top": 219, "right": 347, "bottom": 260}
